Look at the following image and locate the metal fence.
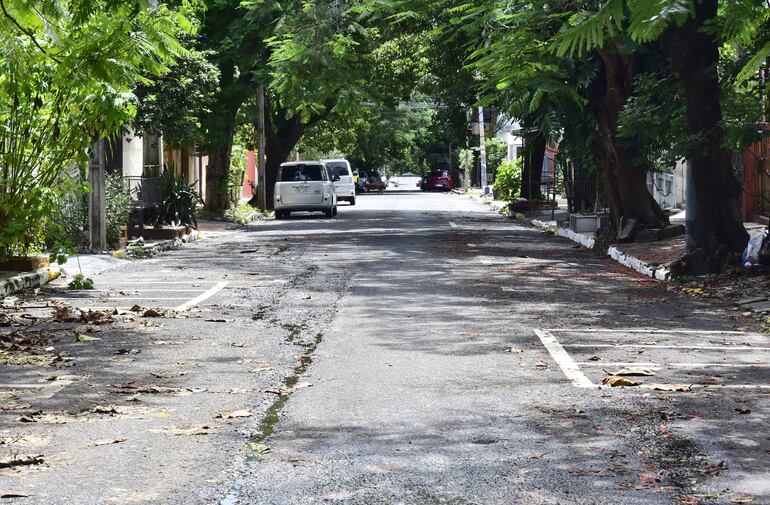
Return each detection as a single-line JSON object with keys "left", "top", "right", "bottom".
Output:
{"left": 124, "top": 176, "right": 162, "bottom": 237}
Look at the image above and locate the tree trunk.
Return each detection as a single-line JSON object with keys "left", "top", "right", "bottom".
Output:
{"left": 590, "top": 44, "right": 669, "bottom": 231}
{"left": 264, "top": 127, "right": 300, "bottom": 209}
{"left": 521, "top": 131, "right": 547, "bottom": 200}
{"left": 263, "top": 95, "right": 336, "bottom": 209}
{"left": 204, "top": 122, "right": 234, "bottom": 215}
{"left": 667, "top": 0, "right": 748, "bottom": 257}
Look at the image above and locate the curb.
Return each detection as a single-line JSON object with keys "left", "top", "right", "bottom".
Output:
{"left": 522, "top": 218, "right": 670, "bottom": 281}
{"left": 1, "top": 267, "right": 61, "bottom": 297}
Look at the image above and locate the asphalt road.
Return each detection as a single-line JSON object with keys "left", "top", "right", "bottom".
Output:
{"left": 231, "top": 190, "right": 769, "bottom": 505}
{"left": 1, "top": 189, "right": 768, "bottom": 504}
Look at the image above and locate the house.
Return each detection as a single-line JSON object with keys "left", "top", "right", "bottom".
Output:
{"left": 646, "top": 160, "right": 686, "bottom": 211}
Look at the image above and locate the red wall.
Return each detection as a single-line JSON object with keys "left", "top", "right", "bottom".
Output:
{"left": 241, "top": 150, "right": 257, "bottom": 200}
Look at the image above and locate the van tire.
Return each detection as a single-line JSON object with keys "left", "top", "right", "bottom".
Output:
{"left": 350, "top": 197, "right": 356, "bottom": 206}
{"left": 325, "top": 208, "right": 333, "bottom": 218}
{"left": 333, "top": 206, "right": 338, "bottom": 216}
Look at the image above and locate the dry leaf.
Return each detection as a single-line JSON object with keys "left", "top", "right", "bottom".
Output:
{"left": 734, "top": 408, "right": 752, "bottom": 415}
{"left": 730, "top": 495, "right": 755, "bottom": 504}
{"left": 0, "top": 454, "right": 44, "bottom": 468}
{"left": 90, "top": 437, "right": 127, "bottom": 447}
{"left": 647, "top": 383, "right": 692, "bottom": 392}
{"left": 150, "top": 425, "right": 213, "bottom": 436}
{"left": 244, "top": 442, "right": 270, "bottom": 454}
{"left": 143, "top": 309, "right": 163, "bottom": 318}
{"left": 75, "top": 334, "right": 101, "bottom": 343}
{"left": 608, "top": 367, "right": 656, "bottom": 377}
{"left": 0, "top": 491, "right": 30, "bottom": 498}
{"left": 507, "top": 347, "right": 524, "bottom": 353}
{"left": 216, "top": 409, "right": 252, "bottom": 419}
{"left": 603, "top": 376, "right": 640, "bottom": 387}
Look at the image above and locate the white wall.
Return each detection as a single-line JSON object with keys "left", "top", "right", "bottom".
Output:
{"left": 122, "top": 129, "right": 144, "bottom": 177}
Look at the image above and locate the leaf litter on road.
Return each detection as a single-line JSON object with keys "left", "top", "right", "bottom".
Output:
{"left": 216, "top": 409, "right": 252, "bottom": 419}
{"left": 602, "top": 376, "right": 640, "bottom": 387}
{"left": 150, "top": 425, "right": 214, "bottom": 436}
{"left": 0, "top": 454, "right": 44, "bottom": 469}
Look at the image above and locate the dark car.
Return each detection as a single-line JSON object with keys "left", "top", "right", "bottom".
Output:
{"left": 365, "top": 174, "right": 386, "bottom": 192}
{"left": 422, "top": 170, "right": 453, "bottom": 191}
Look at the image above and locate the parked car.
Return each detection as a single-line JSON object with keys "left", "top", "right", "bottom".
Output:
{"left": 422, "top": 170, "right": 453, "bottom": 191}
{"left": 274, "top": 161, "right": 338, "bottom": 219}
{"left": 322, "top": 158, "right": 356, "bottom": 205}
{"left": 365, "top": 174, "right": 386, "bottom": 192}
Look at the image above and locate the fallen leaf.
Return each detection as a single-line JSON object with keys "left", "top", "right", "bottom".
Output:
{"left": 75, "top": 334, "right": 102, "bottom": 343}
{"left": 0, "top": 491, "right": 30, "bottom": 498}
{"left": 734, "top": 408, "right": 752, "bottom": 415}
{"left": 730, "top": 494, "right": 755, "bottom": 503}
{"left": 231, "top": 342, "right": 246, "bottom": 348}
{"left": 205, "top": 318, "right": 233, "bottom": 323}
{"left": 150, "top": 425, "right": 213, "bottom": 436}
{"left": 535, "top": 361, "right": 548, "bottom": 369}
{"left": 0, "top": 454, "right": 44, "bottom": 468}
{"left": 216, "top": 409, "right": 252, "bottom": 419}
{"left": 603, "top": 376, "right": 640, "bottom": 387}
{"left": 507, "top": 347, "right": 524, "bottom": 353}
{"left": 244, "top": 442, "right": 270, "bottom": 454}
{"left": 130, "top": 305, "right": 144, "bottom": 312}
{"left": 608, "top": 367, "right": 656, "bottom": 377}
{"left": 143, "top": 309, "right": 163, "bottom": 318}
{"left": 90, "top": 437, "right": 127, "bottom": 447}
{"left": 647, "top": 383, "right": 692, "bottom": 392}
{"left": 90, "top": 405, "right": 120, "bottom": 415}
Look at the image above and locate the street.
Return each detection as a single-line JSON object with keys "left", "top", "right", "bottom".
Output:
{"left": 1, "top": 191, "right": 768, "bottom": 504}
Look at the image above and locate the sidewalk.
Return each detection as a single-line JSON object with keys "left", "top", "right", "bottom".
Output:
{"left": 1, "top": 223, "right": 233, "bottom": 297}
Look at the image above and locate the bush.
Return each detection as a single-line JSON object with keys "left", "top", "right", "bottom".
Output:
{"left": 152, "top": 170, "right": 202, "bottom": 228}
{"left": 493, "top": 159, "right": 523, "bottom": 202}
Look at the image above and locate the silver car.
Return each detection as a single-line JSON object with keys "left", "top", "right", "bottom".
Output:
{"left": 274, "top": 161, "right": 338, "bottom": 219}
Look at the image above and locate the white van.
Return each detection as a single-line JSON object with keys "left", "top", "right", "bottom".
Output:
{"left": 321, "top": 158, "right": 356, "bottom": 205}
{"left": 274, "top": 161, "right": 338, "bottom": 219}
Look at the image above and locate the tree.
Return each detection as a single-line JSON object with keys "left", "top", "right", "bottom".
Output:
{"left": 133, "top": 49, "right": 221, "bottom": 148}
{"left": 0, "top": 0, "right": 186, "bottom": 259}
{"left": 555, "top": 0, "right": 770, "bottom": 265}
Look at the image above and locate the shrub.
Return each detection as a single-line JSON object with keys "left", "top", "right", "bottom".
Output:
{"left": 493, "top": 159, "right": 523, "bottom": 202}
{"left": 152, "top": 170, "right": 202, "bottom": 228}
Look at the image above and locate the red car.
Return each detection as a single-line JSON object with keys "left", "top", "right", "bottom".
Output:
{"left": 365, "top": 175, "right": 386, "bottom": 192}
{"left": 422, "top": 170, "right": 453, "bottom": 191}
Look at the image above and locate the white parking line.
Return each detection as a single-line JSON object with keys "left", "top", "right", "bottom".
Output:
{"left": 175, "top": 281, "right": 229, "bottom": 311}
{"left": 534, "top": 329, "right": 595, "bottom": 388}
{"left": 449, "top": 221, "right": 458, "bottom": 229}
{"left": 547, "top": 328, "right": 751, "bottom": 335}
{"left": 536, "top": 328, "right": 770, "bottom": 390}
{"left": 576, "top": 362, "right": 766, "bottom": 368}
{"left": 564, "top": 343, "right": 770, "bottom": 351}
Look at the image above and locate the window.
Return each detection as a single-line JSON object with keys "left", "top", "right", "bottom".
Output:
{"left": 279, "top": 164, "right": 324, "bottom": 182}
{"left": 326, "top": 162, "right": 350, "bottom": 177}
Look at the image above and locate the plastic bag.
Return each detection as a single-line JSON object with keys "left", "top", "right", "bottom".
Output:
{"left": 743, "top": 228, "right": 767, "bottom": 266}
{"left": 759, "top": 230, "right": 770, "bottom": 265}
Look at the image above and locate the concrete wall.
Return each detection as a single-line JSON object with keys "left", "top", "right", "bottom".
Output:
{"left": 122, "top": 129, "right": 144, "bottom": 178}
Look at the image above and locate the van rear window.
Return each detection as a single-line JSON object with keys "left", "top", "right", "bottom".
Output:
{"left": 279, "top": 165, "right": 324, "bottom": 182}
{"left": 326, "top": 163, "right": 350, "bottom": 177}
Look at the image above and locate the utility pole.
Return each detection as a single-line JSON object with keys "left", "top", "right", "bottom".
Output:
{"left": 477, "top": 105, "right": 488, "bottom": 191}
{"left": 256, "top": 83, "right": 267, "bottom": 210}
{"left": 88, "top": 140, "right": 106, "bottom": 251}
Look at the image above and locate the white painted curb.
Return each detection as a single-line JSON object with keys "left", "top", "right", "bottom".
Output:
{"left": 522, "top": 218, "right": 670, "bottom": 282}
